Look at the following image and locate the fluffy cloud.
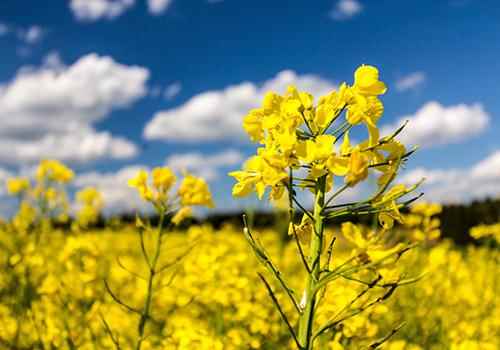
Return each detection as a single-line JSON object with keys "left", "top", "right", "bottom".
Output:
{"left": 0, "top": 53, "right": 149, "bottom": 165}
{"left": 144, "top": 70, "right": 336, "bottom": 142}
{"left": 395, "top": 71, "right": 426, "bottom": 92}
{"left": 381, "top": 102, "right": 489, "bottom": 148}
{"left": 400, "top": 150, "right": 500, "bottom": 203}
{"left": 165, "top": 149, "right": 243, "bottom": 181}
{"left": 147, "top": 0, "right": 172, "bottom": 15}
{"left": 70, "top": 0, "right": 136, "bottom": 21}
{"left": 75, "top": 165, "right": 150, "bottom": 214}
{"left": 0, "top": 129, "right": 137, "bottom": 164}
{"left": 330, "top": 0, "right": 363, "bottom": 20}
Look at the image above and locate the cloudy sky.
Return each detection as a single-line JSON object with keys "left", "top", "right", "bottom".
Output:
{"left": 0, "top": 0, "right": 499, "bottom": 214}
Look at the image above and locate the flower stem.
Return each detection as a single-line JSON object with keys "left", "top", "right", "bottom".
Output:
{"left": 297, "top": 175, "right": 326, "bottom": 349}
{"left": 136, "top": 211, "right": 165, "bottom": 350}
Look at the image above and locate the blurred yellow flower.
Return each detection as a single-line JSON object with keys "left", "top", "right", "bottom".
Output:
{"left": 6, "top": 177, "right": 30, "bottom": 195}
{"left": 178, "top": 174, "right": 214, "bottom": 208}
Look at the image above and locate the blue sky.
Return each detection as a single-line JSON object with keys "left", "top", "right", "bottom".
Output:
{"left": 0, "top": 0, "right": 499, "bottom": 214}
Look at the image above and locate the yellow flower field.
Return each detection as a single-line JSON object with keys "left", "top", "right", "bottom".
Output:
{"left": 0, "top": 223, "right": 498, "bottom": 349}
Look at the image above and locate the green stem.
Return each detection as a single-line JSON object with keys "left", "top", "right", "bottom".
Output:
{"left": 297, "top": 175, "right": 326, "bottom": 349}
{"left": 136, "top": 211, "right": 165, "bottom": 350}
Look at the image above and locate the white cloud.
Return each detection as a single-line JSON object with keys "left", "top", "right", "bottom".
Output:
{"left": 330, "top": 0, "right": 363, "bottom": 20}
{"left": 381, "top": 101, "right": 489, "bottom": 148}
{"left": 0, "top": 53, "right": 149, "bottom": 165}
{"left": 144, "top": 70, "right": 336, "bottom": 142}
{"left": 470, "top": 150, "right": 500, "bottom": 179}
{"left": 166, "top": 149, "right": 243, "bottom": 180}
{"left": 164, "top": 81, "right": 181, "bottom": 100}
{"left": 396, "top": 71, "right": 426, "bottom": 92}
{"left": 70, "top": 0, "right": 136, "bottom": 21}
{"left": 18, "top": 25, "right": 44, "bottom": 44}
{"left": 0, "top": 129, "right": 137, "bottom": 164}
{"left": 147, "top": 0, "right": 172, "bottom": 15}
{"left": 75, "top": 165, "right": 150, "bottom": 214}
{"left": 400, "top": 150, "right": 500, "bottom": 203}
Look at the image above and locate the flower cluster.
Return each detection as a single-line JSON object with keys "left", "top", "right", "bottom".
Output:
{"left": 128, "top": 168, "right": 214, "bottom": 225}
{"left": 402, "top": 202, "right": 443, "bottom": 242}
{"left": 74, "top": 187, "right": 104, "bottom": 229}
{"left": 6, "top": 159, "right": 75, "bottom": 232}
{"left": 469, "top": 222, "right": 500, "bottom": 243}
{"left": 231, "top": 65, "right": 408, "bottom": 205}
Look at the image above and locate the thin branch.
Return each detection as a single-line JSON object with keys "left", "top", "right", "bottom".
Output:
{"left": 324, "top": 236, "right": 336, "bottom": 271}
{"left": 116, "top": 256, "right": 147, "bottom": 281}
{"left": 157, "top": 267, "right": 181, "bottom": 290}
{"left": 368, "top": 322, "right": 406, "bottom": 349}
{"left": 138, "top": 228, "right": 151, "bottom": 269}
{"left": 292, "top": 225, "right": 311, "bottom": 274}
{"left": 315, "top": 243, "right": 417, "bottom": 293}
{"left": 156, "top": 244, "right": 196, "bottom": 274}
{"left": 323, "top": 184, "right": 350, "bottom": 209}
{"left": 288, "top": 169, "right": 312, "bottom": 274}
{"left": 344, "top": 120, "right": 409, "bottom": 157}
{"left": 258, "top": 273, "right": 303, "bottom": 350}
{"left": 368, "top": 148, "right": 417, "bottom": 169}
{"left": 300, "top": 111, "right": 315, "bottom": 136}
{"left": 322, "top": 104, "right": 347, "bottom": 135}
{"left": 243, "top": 215, "right": 302, "bottom": 314}
{"left": 292, "top": 197, "right": 315, "bottom": 222}
{"left": 103, "top": 279, "right": 142, "bottom": 315}
{"left": 99, "top": 313, "right": 121, "bottom": 350}
{"left": 314, "top": 281, "right": 397, "bottom": 340}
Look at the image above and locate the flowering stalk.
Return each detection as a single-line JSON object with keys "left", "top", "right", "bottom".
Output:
{"left": 104, "top": 167, "right": 214, "bottom": 349}
{"left": 136, "top": 211, "right": 165, "bottom": 350}
{"left": 230, "top": 65, "right": 424, "bottom": 349}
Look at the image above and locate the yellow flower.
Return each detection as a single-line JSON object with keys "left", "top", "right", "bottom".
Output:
{"left": 128, "top": 170, "right": 153, "bottom": 201}
{"left": 411, "top": 202, "right": 442, "bottom": 217}
{"left": 229, "top": 152, "right": 287, "bottom": 199}
{"left": 298, "top": 134, "right": 336, "bottom": 164}
{"left": 315, "top": 84, "right": 351, "bottom": 130}
{"left": 345, "top": 149, "right": 369, "bottom": 186}
{"left": 346, "top": 95, "right": 383, "bottom": 146}
{"left": 243, "top": 109, "right": 265, "bottom": 142}
{"left": 152, "top": 167, "right": 176, "bottom": 192}
{"left": 178, "top": 174, "right": 214, "bottom": 208}
{"left": 353, "top": 65, "right": 387, "bottom": 96}
{"left": 76, "top": 187, "right": 102, "bottom": 205}
{"left": 342, "top": 222, "right": 404, "bottom": 262}
{"left": 6, "top": 177, "right": 30, "bottom": 195}
{"left": 36, "top": 159, "right": 74, "bottom": 183}
{"left": 172, "top": 206, "right": 193, "bottom": 225}
{"left": 274, "top": 129, "right": 298, "bottom": 154}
